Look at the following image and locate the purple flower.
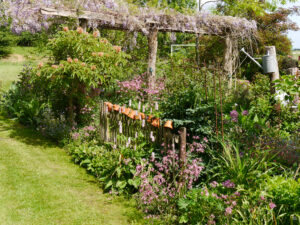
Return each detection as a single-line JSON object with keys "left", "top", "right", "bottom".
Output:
{"left": 222, "top": 180, "right": 235, "bottom": 188}
{"left": 242, "top": 110, "right": 249, "bottom": 116}
{"left": 269, "top": 202, "right": 276, "bottom": 209}
{"left": 230, "top": 110, "right": 239, "bottom": 122}
{"left": 260, "top": 195, "right": 266, "bottom": 201}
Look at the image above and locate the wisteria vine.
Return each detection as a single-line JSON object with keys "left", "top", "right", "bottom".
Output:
{"left": 1, "top": 0, "right": 257, "bottom": 37}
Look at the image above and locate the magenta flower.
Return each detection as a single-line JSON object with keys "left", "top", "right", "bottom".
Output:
{"left": 222, "top": 180, "right": 235, "bottom": 188}
{"left": 242, "top": 110, "right": 249, "bottom": 116}
{"left": 230, "top": 110, "right": 238, "bottom": 122}
{"left": 269, "top": 202, "right": 276, "bottom": 209}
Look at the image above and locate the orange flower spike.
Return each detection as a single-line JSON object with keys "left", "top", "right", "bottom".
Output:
{"left": 77, "top": 27, "right": 83, "bottom": 34}
{"left": 147, "top": 115, "right": 153, "bottom": 123}
{"left": 139, "top": 113, "right": 146, "bottom": 120}
{"left": 113, "top": 104, "right": 120, "bottom": 111}
{"left": 122, "top": 108, "right": 131, "bottom": 116}
{"left": 164, "top": 120, "right": 173, "bottom": 129}
{"left": 151, "top": 118, "right": 160, "bottom": 127}
{"left": 128, "top": 110, "right": 136, "bottom": 119}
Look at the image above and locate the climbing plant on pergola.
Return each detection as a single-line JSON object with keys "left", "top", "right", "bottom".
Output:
{"left": 1, "top": 0, "right": 257, "bottom": 87}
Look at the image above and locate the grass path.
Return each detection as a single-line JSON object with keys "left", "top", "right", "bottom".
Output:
{"left": 0, "top": 118, "right": 139, "bottom": 225}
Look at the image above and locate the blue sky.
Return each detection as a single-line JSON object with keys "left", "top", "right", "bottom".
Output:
{"left": 286, "top": 3, "right": 300, "bottom": 49}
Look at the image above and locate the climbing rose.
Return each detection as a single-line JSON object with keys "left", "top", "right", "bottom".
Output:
{"left": 74, "top": 58, "right": 79, "bottom": 63}
{"left": 67, "top": 57, "right": 73, "bottom": 63}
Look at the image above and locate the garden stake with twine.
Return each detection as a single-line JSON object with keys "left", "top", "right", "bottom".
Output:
{"left": 218, "top": 64, "right": 224, "bottom": 141}
{"left": 213, "top": 66, "right": 219, "bottom": 136}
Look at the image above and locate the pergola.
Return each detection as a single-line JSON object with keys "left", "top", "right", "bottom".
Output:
{"left": 5, "top": 0, "right": 257, "bottom": 87}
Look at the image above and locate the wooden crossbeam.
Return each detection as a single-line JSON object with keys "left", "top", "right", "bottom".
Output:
{"left": 41, "top": 7, "right": 212, "bottom": 35}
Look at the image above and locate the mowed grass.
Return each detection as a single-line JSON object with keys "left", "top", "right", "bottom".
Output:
{"left": 0, "top": 46, "right": 43, "bottom": 91}
{"left": 0, "top": 47, "right": 143, "bottom": 224}
{"left": 0, "top": 118, "right": 141, "bottom": 225}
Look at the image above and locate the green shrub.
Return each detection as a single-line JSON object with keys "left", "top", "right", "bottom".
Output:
{"left": 67, "top": 132, "right": 151, "bottom": 194}
{"left": 0, "top": 27, "right": 14, "bottom": 58}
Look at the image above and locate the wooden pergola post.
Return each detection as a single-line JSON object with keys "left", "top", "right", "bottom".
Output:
{"left": 223, "top": 36, "right": 238, "bottom": 89}
{"left": 147, "top": 28, "right": 158, "bottom": 90}
{"left": 79, "top": 18, "right": 88, "bottom": 32}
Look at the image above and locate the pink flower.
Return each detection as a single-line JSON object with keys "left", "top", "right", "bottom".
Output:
{"left": 260, "top": 195, "right": 266, "bottom": 201}
{"left": 230, "top": 110, "right": 238, "bottom": 122}
{"left": 269, "top": 202, "right": 276, "bottom": 209}
{"left": 67, "top": 57, "right": 73, "bottom": 63}
{"left": 74, "top": 58, "right": 79, "bottom": 63}
{"left": 225, "top": 206, "right": 233, "bottom": 215}
{"left": 63, "top": 26, "right": 69, "bottom": 32}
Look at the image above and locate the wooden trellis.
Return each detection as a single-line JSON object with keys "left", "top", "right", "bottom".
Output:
{"left": 40, "top": 6, "right": 255, "bottom": 88}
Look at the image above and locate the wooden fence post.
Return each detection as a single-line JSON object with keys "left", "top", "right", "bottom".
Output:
{"left": 147, "top": 28, "right": 158, "bottom": 90}
{"left": 179, "top": 127, "right": 187, "bottom": 167}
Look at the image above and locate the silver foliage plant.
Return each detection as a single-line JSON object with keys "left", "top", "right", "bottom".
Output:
{"left": 1, "top": 0, "right": 257, "bottom": 37}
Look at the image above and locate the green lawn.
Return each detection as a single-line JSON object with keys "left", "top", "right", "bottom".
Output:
{"left": 0, "top": 118, "right": 140, "bottom": 225}
{"left": 0, "top": 47, "right": 142, "bottom": 224}
{"left": 0, "top": 46, "right": 43, "bottom": 91}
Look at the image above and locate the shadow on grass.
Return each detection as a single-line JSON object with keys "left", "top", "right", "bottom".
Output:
{"left": 0, "top": 116, "right": 57, "bottom": 148}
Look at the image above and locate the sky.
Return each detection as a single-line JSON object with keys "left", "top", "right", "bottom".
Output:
{"left": 202, "top": 1, "right": 300, "bottom": 49}
{"left": 285, "top": 2, "right": 300, "bottom": 49}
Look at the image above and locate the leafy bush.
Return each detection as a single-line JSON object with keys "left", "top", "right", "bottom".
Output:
{"left": 67, "top": 132, "right": 151, "bottom": 194}
{"left": 0, "top": 26, "right": 14, "bottom": 58}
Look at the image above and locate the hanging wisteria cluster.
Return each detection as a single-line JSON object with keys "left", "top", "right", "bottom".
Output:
{"left": 1, "top": 0, "right": 257, "bottom": 37}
